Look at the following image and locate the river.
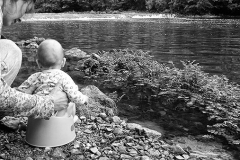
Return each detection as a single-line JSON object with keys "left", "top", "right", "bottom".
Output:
{"left": 3, "top": 17, "right": 240, "bottom": 83}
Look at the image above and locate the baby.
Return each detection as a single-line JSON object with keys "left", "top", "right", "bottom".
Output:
{"left": 17, "top": 39, "right": 88, "bottom": 120}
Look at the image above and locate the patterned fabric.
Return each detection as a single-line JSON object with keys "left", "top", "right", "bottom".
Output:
{"left": 18, "top": 69, "right": 87, "bottom": 105}
{"left": 0, "top": 7, "right": 2, "bottom": 37}
{"left": 0, "top": 78, "right": 55, "bottom": 118}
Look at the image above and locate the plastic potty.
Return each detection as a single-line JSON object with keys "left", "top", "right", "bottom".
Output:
{"left": 26, "top": 116, "right": 76, "bottom": 147}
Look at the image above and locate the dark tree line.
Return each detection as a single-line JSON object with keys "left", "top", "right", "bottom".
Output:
{"left": 35, "top": 0, "right": 240, "bottom": 16}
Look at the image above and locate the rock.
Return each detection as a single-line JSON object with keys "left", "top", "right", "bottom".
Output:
{"left": 142, "top": 127, "right": 161, "bottom": 138}
{"left": 99, "top": 157, "right": 109, "bottom": 160}
{"left": 65, "top": 48, "right": 90, "bottom": 60}
{"left": 90, "top": 147, "right": 99, "bottom": 154}
{"left": 25, "top": 157, "right": 33, "bottom": 160}
{"left": 126, "top": 123, "right": 143, "bottom": 131}
{"left": 113, "top": 127, "right": 123, "bottom": 135}
{"left": 159, "top": 111, "right": 166, "bottom": 116}
{"left": 128, "top": 149, "right": 138, "bottom": 156}
{"left": 71, "top": 149, "right": 81, "bottom": 155}
{"left": 74, "top": 141, "right": 81, "bottom": 148}
{"left": 175, "top": 155, "right": 185, "bottom": 160}
{"left": 163, "top": 151, "right": 169, "bottom": 156}
{"left": 120, "top": 154, "right": 132, "bottom": 159}
{"left": 80, "top": 85, "right": 117, "bottom": 116}
{"left": 44, "top": 147, "right": 51, "bottom": 153}
{"left": 110, "top": 116, "right": 121, "bottom": 124}
{"left": 99, "top": 113, "right": 107, "bottom": 119}
{"left": 0, "top": 116, "right": 21, "bottom": 130}
{"left": 77, "top": 155, "right": 85, "bottom": 160}
{"left": 84, "top": 129, "right": 92, "bottom": 134}
{"left": 140, "top": 156, "right": 151, "bottom": 160}
{"left": 182, "top": 154, "right": 190, "bottom": 159}
{"left": 79, "top": 116, "right": 86, "bottom": 121}
{"left": 118, "top": 145, "right": 127, "bottom": 153}
{"left": 52, "top": 148, "right": 66, "bottom": 159}
{"left": 148, "top": 148, "right": 160, "bottom": 157}
{"left": 170, "top": 144, "right": 187, "bottom": 154}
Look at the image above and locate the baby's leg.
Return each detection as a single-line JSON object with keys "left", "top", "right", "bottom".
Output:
{"left": 67, "top": 103, "right": 79, "bottom": 122}
{"left": 55, "top": 108, "right": 68, "bottom": 117}
{"left": 55, "top": 103, "right": 78, "bottom": 122}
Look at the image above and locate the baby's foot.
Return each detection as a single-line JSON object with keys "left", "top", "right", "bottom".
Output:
{"left": 73, "top": 115, "right": 79, "bottom": 123}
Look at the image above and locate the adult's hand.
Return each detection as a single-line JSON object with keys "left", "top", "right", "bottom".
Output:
{"left": 49, "top": 82, "right": 68, "bottom": 111}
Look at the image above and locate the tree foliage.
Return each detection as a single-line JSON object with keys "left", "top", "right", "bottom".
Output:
{"left": 35, "top": 0, "right": 240, "bottom": 16}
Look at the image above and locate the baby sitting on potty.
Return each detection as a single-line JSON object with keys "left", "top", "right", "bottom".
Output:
{"left": 18, "top": 39, "right": 88, "bottom": 120}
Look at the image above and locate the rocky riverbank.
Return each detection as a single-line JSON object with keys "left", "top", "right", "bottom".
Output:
{"left": 0, "top": 37, "right": 238, "bottom": 160}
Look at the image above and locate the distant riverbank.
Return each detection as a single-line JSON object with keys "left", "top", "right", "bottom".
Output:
{"left": 21, "top": 12, "right": 176, "bottom": 21}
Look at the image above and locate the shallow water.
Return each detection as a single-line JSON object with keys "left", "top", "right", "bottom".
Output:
{"left": 3, "top": 18, "right": 240, "bottom": 83}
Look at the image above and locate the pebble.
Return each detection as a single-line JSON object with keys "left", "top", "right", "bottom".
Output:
{"left": 110, "top": 116, "right": 121, "bottom": 124}
{"left": 120, "top": 154, "right": 132, "bottom": 159}
{"left": 90, "top": 147, "right": 99, "bottom": 154}
{"left": 140, "top": 156, "right": 151, "bottom": 160}
{"left": 99, "top": 157, "right": 109, "bottom": 160}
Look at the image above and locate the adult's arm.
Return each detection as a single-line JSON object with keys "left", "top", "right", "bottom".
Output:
{"left": 0, "top": 78, "right": 54, "bottom": 118}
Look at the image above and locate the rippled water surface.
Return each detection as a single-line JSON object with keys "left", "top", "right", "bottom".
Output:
{"left": 3, "top": 18, "right": 240, "bottom": 83}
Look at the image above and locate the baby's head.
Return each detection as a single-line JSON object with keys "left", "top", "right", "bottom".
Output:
{"left": 37, "top": 39, "right": 65, "bottom": 69}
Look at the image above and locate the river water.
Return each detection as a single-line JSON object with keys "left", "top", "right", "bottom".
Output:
{"left": 3, "top": 18, "right": 240, "bottom": 83}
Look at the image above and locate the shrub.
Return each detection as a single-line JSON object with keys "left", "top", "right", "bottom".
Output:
{"left": 81, "top": 49, "right": 240, "bottom": 148}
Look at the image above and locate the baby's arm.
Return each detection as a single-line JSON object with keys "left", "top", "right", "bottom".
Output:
{"left": 17, "top": 73, "right": 40, "bottom": 94}
{"left": 62, "top": 74, "right": 88, "bottom": 105}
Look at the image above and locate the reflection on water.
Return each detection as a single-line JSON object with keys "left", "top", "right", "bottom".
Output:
{"left": 3, "top": 18, "right": 240, "bottom": 83}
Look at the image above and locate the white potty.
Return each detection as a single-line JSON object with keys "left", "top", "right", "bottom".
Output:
{"left": 26, "top": 116, "right": 76, "bottom": 147}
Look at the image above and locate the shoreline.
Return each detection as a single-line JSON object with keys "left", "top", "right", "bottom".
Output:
{"left": 21, "top": 12, "right": 222, "bottom": 21}
{"left": 22, "top": 13, "right": 176, "bottom": 21}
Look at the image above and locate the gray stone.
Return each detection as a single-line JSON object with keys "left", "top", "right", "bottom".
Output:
{"left": 90, "top": 147, "right": 99, "bottom": 154}
{"left": 52, "top": 148, "right": 66, "bottom": 159}
{"left": 71, "top": 149, "right": 81, "bottom": 155}
{"left": 99, "top": 157, "right": 109, "bottom": 160}
{"left": 140, "top": 156, "right": 151, "bottom": 160}
{"left": 81, "top": 85, "right": 117, "bottom": 116}
{"left": 120, "top": 154, "right": 132, "bottom": 159}
{"left": 111, "top": 116, "right": 121, "bottom": 124}
{"left": 142, "top": 127, "right": 161, "bottom": 137}
{"left": 126, "top": 123, "right": 143, "bottom": 131}
{"left": 113, "top": 127, "right": 123, "bottom": 135}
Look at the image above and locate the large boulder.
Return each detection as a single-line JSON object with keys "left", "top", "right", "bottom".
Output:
{"left": 79, "top": 85, "right": 118, "bottom": 117}
{"left": 65, "top": 48, "right": 90, "bottom": 61}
